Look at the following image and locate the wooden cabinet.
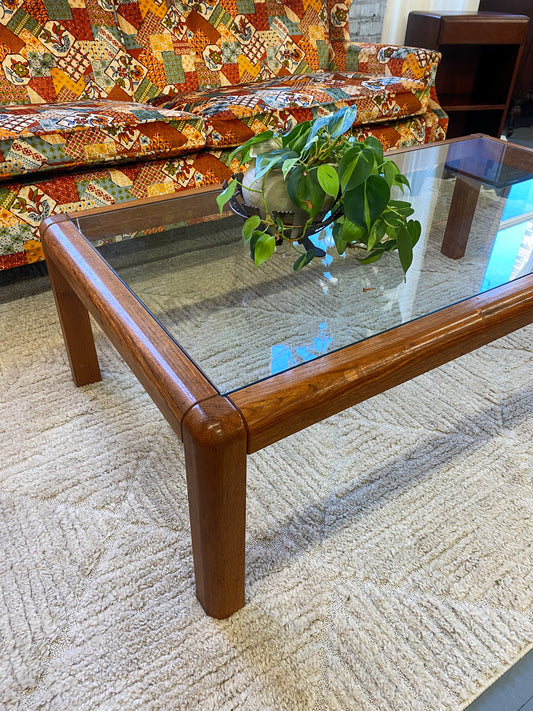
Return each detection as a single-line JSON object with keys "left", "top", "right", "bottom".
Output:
{"left": 478, "top": 0, "right": 533, "bottom": 131}
{"left": 405, "top": 11, "right": 529, "bottom": 139}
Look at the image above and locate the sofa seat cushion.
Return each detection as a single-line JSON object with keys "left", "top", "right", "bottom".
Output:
{"left": 152, "top": 71, "right": 431, "bottom": 148}
{"left": 0, "top": 101, "right": 206, "bottom": 181}
{"left": 0, "top": 148, "right": 237, "bottom": 269}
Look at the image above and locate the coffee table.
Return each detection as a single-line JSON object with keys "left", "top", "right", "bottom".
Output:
{"left": 40, "top": 135, "right": 533, "bottom": 618}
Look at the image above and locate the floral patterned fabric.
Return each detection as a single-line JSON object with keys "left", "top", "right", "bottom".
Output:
{"left": 325, "top": 0, "right": 440, "bottom": 82}
{"left": 0, "top": 101, "right": 206, "bottom": 180}
{"left": 0, "top": 0, "right": 136, "bottom": 105}
{"left": 113, "top": 0, "right": 331, "bottom": 101}
{"left": 152, "top": 70, "right": 432, "bottom": 148}
{"left": 0, "top": 0, "right": 448, "bottom": 270}
{"left": 0, "top": 148, "right": 237, "bottom": 269}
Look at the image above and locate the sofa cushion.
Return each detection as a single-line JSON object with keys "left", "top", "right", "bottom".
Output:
{"left": 0, "top": 0, "right": 138, "bottom": 104}
{"left": 152, "top": 71, "right": 431, "bottom": 148}
{"left": 325, "top": 0, "right": 441, "bottom": 82}
{"left": 113, "top": 0, "right": 331, "bottom": 102}
{"left": 330, "top": 41, "right": 441, "bottom": 86}
{"left": 0, "top": 101, "right": 206, "bottom": 181}
{"left": 0, "top": 148, "right": 237, "bottom": 269}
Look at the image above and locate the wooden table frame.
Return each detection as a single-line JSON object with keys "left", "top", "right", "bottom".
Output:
{"left": 40, "top": 136, "right": 533, "bottom": 618}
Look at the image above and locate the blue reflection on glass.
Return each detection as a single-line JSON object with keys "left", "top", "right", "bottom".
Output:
{"left": 481, "top": 179, "right": 533, "bottom": 291}
{"left": 270, "top": 322, "right": 333, "bottom": 375}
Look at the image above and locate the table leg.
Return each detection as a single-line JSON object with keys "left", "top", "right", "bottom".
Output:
{"left": 441, "top": 174, "right": 482, "bottom": 260}
{"left": 47, "top": 256, "right": 102, "bottom": 386}
{"left": 182, "top": 397, "right": 247, "bottom": 619}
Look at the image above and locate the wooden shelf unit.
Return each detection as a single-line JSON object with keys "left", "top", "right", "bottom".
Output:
{"left": 405, "top": 11, "right": 529, "bottom": 138}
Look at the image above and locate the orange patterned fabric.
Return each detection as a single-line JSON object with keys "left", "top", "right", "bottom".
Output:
{"left": 325, "top": 0, "right": 440, "bottom": 83}
{"left": 0, "top": 0, "right": 132, "bottom": 105}
{"left": 152, "top": 70, "right": 432, "bottom": 148}
{"left": 0, "top": 0, "right": 448, "bottom": 270}
{"left": 114, "top": 0, "right": 331, "bottom": 101}
{"left": 0, "top": 149, "right": 236, "bottom": 269}
{"left": 0, "top": 101, "right": 206, "bottom": 180}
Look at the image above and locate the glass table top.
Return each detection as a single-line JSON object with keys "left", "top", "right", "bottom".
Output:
{"left": 72, "top": 136, "right": 533, "bottom": 395}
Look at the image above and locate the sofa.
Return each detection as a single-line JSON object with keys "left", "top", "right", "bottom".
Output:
{"left": 0, "top": 0, "right": 448, "bottom": 271}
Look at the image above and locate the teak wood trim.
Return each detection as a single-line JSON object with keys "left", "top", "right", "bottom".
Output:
{"left": 440, "top": 174, "right": 482, "bottom": 259}
{"left": 68, "top": 185, "right": 227, "bottom": 240}
{"left": 182, "top": 396, "right": 247, "bottom": 618}
{"left": 46, "top": 254, "right": 102, "bottom": 386}
{"left": 229, "top": 275, "right": 533, "bottom": 453}
{"left": 40, "top": 214, "right": 218, "bottom": 441}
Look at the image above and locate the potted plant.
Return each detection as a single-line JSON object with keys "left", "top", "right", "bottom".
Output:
{"left": 216, "top": 106, "right": 421, "bottom": 274}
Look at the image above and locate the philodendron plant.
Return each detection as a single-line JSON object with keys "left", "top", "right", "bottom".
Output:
{"left": 216, "top": 106, "right": 422, "bottom": 273}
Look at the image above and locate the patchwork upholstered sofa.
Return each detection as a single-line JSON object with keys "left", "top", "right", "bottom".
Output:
{"left": 0, "top": 0, "right": 448, "bottom": 271}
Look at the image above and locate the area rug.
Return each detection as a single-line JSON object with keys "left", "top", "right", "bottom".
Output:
{"left": 0, "top": 257, "right": 532, "bottom": 709}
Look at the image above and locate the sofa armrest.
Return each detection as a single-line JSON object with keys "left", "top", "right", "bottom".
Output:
{"left": 330, "top": 41, "right": 441, "bottom": 87}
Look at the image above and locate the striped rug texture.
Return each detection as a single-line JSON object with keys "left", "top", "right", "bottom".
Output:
{"left": 0, "top": 245, "right": 532, "bottom": 709}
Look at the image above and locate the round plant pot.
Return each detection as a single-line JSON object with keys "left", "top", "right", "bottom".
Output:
{"left": 226, "top": 166, "right": 342, "bottom": 255}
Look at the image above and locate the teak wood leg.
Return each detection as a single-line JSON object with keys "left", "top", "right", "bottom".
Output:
{"left": 182, "top": 397, "right": 247, "bottom": 619}
{"left": 441, "top": 174, "right": 481, "bottom": 259}
{"left": 46, "top": 256, "right": 102, "bottom": 386}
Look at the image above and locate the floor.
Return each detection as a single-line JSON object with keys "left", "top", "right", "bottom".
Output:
{"left": 504, "top": 100, "right": 533, "bottom": 150}
{"left": 464, "top": 650, "right": 533, "bottom": 711}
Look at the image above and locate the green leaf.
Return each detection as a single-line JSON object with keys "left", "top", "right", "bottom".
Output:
{"left": 291, "top": 132, "right": 312, "bottom": 155}
{"left": 357, "top": 248, "right": 385, "bottom": 265}
{"left": 338, "top": 147, "right": 360, "bottom": 189}
{"left": 381, "top": 211, "right": 404, "bottom": 228}
{"left": 227, "top": 131, "right": 274, "bottom": 164}
{"left": 282, "top": 121, "right": 312, "bottom": 148}
{"left": 343, "top": 182, "right": 367, "bottom": 229}
{"left": 282, "top": 156, "right": 299, "bottom": 179}
{"left": 286, "top": 166, "right": 325, "bottom": 217}
{"left": 361, "top": 146, "right": 377, "bottom": 170}
{"left": 254, "top": 149, "right": 297, "bottom": 181}
{"left": 383, "top": 160, "right": 398, "bottom": 188}
{"left": 341, "top": 217, "right": 365, "bottom": 243}
{"left": 327, "top": 105, "right": 358, "bottom": 139}
{"left": 216, "top": 179, "right": 237, "bottom": 213}
{"left": 365, "top": 174, "right": 390, "bottom": 227}
{"left": 393, "top": 172, "right": 411, "bottom": 191}
{"left": 303, "top": 114, "right": 331, "bottom": 150}
{"left": 396, "top": 223, "right": 413, "bottom": 273}
{"left": 364, "top": 135, "right": 383, "bottom": 165}
{"left": 367, "top": 218, "right": 386, "bottom": 251}
{"left": 242, "top": 214, "right": 261, "bottom": 242}
{"left": 317, "top": 164, "right": 339, "bottom": 197}
{"left": 407, "top": 219, "right": 421, "bottom": 246}
{"left": 293, "top": 249, "right": 316, "bottom": 271}
{"left": 252, "top": 233, "right": 276, "bottom": 266}
{"left": 340, "top": 151, "right": 373, "bottom": 192}
{"left": 332, "top": 217, "right": 363, "bottom": 254}
{"left": 389, "top": 199, "right": 414, "bottom": 215}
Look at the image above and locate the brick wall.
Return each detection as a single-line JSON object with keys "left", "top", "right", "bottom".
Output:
{"left": 349, "top": 0, "right": 388, "bottom": 43}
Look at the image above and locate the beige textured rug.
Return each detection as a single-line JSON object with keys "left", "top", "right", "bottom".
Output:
{"left": 0, "top": 267, "right": 532, "bottom": 710}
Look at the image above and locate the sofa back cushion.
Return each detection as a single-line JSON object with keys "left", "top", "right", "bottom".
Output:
{"left": 114, "top": 0, "right": 331, "bottom": 100}
{"left": 0, "top": 0, "right": 143, "bottom": 105}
